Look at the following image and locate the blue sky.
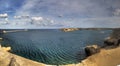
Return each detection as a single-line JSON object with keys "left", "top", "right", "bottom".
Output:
{"left": 0, "top": 0, "right": 24, "bottom": 15}
{"left": 0, "top": 0, "right": 120, "bottom": 28}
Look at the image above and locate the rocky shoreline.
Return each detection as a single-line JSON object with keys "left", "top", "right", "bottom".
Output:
{"left": 1, "top": 45, "right": 120, "bottom": 66}
{"left": 0, "top": 28, "right": 120, "bottom": 66}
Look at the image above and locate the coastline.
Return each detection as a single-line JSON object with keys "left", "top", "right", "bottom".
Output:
{"left": 1, "top": 45, "right": 120, "bottom": 66}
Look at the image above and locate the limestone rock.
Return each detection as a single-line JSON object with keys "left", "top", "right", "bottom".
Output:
{"left": 61, "top": 28, "right": 79, "bottom": 32}
{"left": 85, "top": 45, "right": 100, "bottom": 56}
{"left": 104, "top": 28, "right": 120, "bottom": 47}
{"left": 0, "top": 45, "right": 45, "bottom": 66}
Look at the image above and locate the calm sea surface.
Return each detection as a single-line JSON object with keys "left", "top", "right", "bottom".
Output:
{"left": 0, "top": 29, "right": 112, "bottom": 65}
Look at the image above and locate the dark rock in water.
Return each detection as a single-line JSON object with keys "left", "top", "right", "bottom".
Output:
{"left": 104, "top": 29, "right": 120, "bottom": 47}
{"left": 0, "top": 29, "right": 112, "bottom": 65}
{"left": 104, "top": 38, "right": 119, "bottom": 46}
{"left": 85, "top": 45, "right": 100, "bottom": 56}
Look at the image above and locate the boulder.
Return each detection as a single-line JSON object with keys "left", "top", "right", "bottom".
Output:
{"left": 85, "top": 45, "right": 100, "bottom": 56}
{"left": 104, "top": 28, "right": 120, "bottom": 47}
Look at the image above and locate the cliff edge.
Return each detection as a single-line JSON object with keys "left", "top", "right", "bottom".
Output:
{"left": 0, "top": 45, "right": 45, "bottom": 66}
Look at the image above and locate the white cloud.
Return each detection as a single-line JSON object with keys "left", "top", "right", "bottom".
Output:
{"left": 113, "top": 9, "right": 120, "bottom": 16}
{"left": 31, "top": 17, "right": 43, "bottom": 21}
{"left": 14, "top": 16, "right": 22, "bottom": 19}
{"left": 10, "top": 0, "right": 120, "bottom": 28}
{"left": 0, "top": 13, "right": 8, "bottom": 18}
{"left": 15, "top": 0, "right": 113, "bottom": 17}
{"left": 0, "top": 17, "right": 120, "bottom": 28}
{"left": 15, "top": 0, "right": 38, "bottom": 16}
{"left": 14, "top": 15, "right": 30, "bottom": 19}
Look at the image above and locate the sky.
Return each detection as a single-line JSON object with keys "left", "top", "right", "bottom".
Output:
{"left": 0, "top": 0, "right": 120, "bottom": 29}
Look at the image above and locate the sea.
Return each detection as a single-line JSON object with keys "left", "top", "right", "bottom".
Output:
{"left": 0, "top": 29, "right": 113, "bottom": 65}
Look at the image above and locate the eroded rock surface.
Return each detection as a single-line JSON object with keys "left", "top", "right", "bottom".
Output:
{"left": 0, "top": 45, "right": 45, "bottom": 66}
{"left": 85, "top": 45, "right": 100, "bottom": 56}
{"left": 104, "top": 28, "right": 120, "bottom": 47}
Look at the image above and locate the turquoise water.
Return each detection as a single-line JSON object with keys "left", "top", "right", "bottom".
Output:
{"left": 0, "top": 29, "right": 112, "bottom": 65}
